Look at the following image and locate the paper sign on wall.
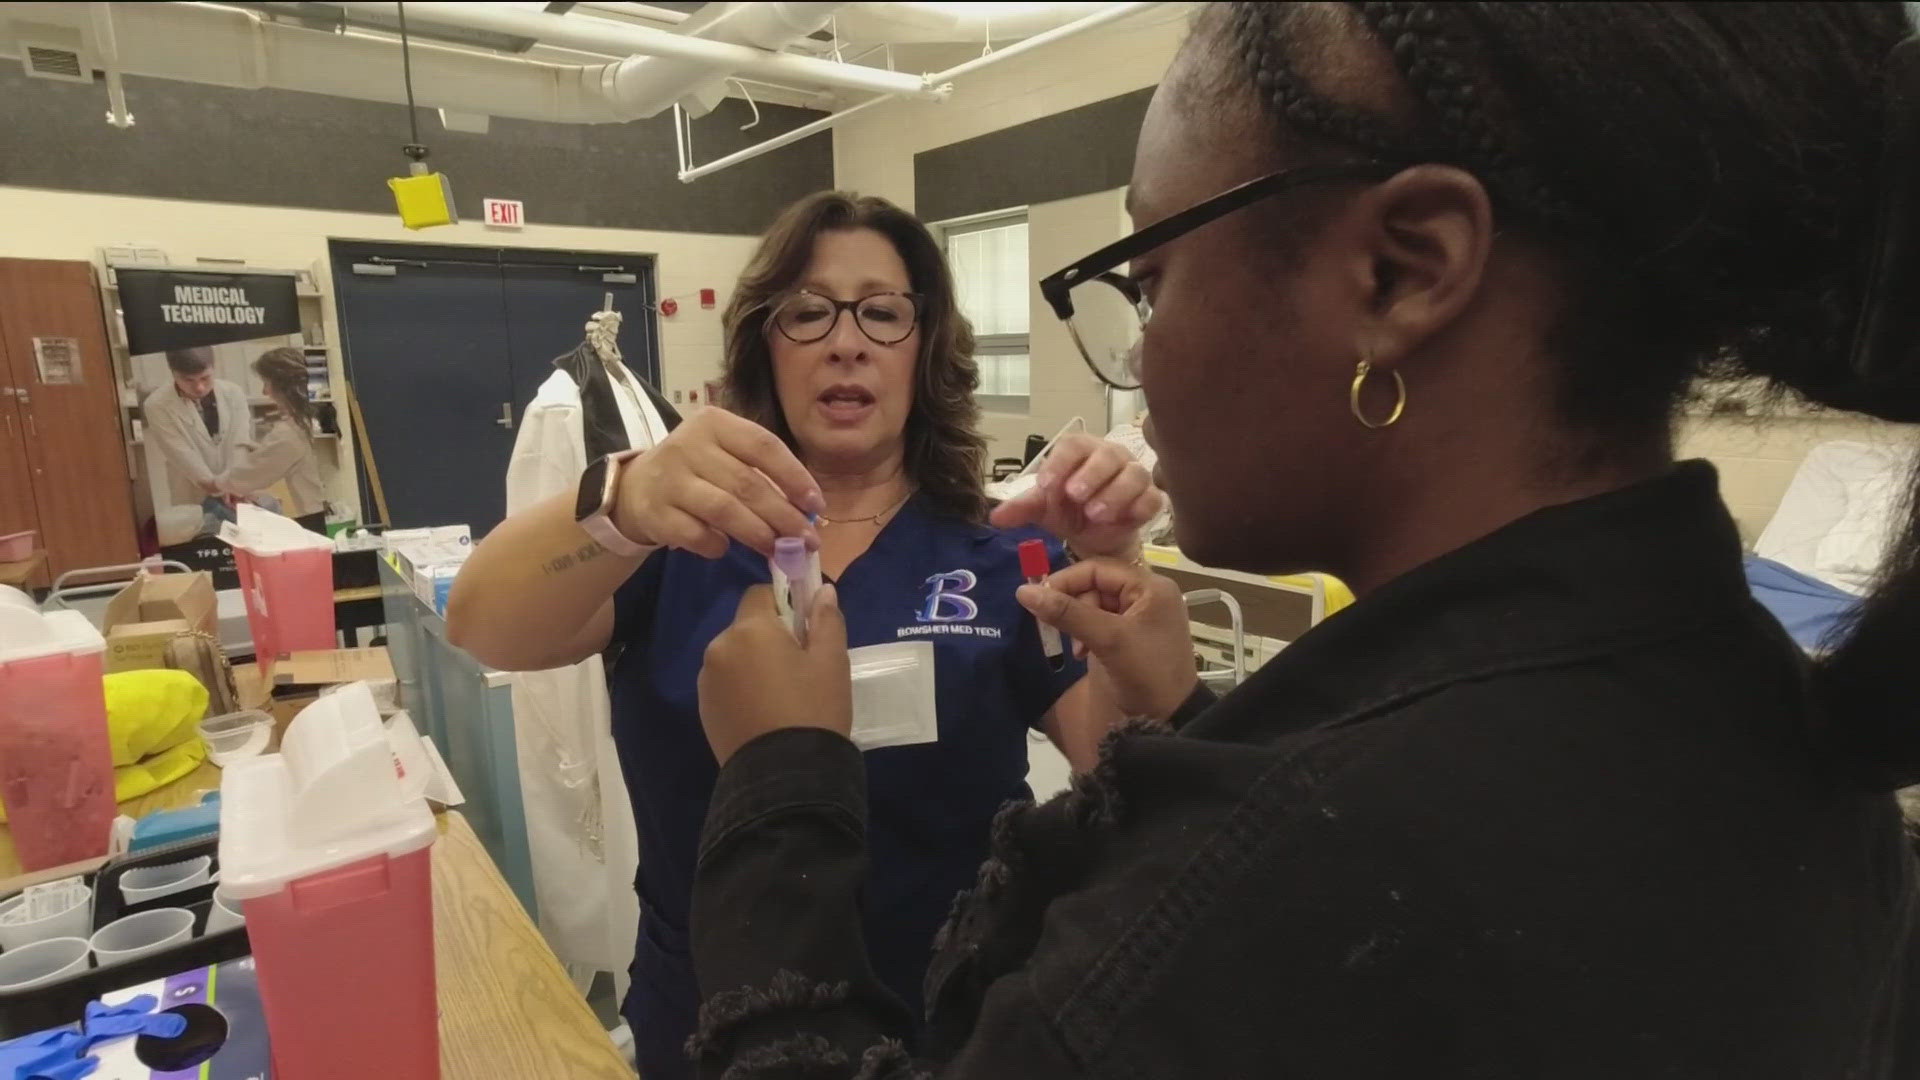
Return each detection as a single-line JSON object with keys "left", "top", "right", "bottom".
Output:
{"left": 32, "top": 337, "right": 81, "bottom": 384}
{"left": 483, "top": 198, "right": 525, "bottom": 228}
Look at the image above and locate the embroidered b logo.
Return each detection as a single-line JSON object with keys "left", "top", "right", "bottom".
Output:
{"left": 919, "top": 569, "right": 979, "bottom": 623}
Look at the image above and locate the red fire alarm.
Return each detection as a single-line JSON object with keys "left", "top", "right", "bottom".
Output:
{"left": 699, "top": 288, "right": 716, "bottom": 309}
{"left": 659, "top": 297, "right": 679, "bottom": 317}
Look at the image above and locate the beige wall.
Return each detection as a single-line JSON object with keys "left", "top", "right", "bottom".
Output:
{"left": 832, "top": 11, "right": 1191, "bottom": 210}
{"left": 1678, "top": 413, "right": 1915, "bottom": 545}
{"left": 834, "top": 11, "right": 1188, "bottom": 460}
{"left": 0, "top": 184, "right": 762, "bottom": 521}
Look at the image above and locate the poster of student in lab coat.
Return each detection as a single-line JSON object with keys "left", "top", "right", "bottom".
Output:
{"left": 116, "top": 267, "right": 323, "bottom": 544}
{"left": 141, "top": 346, "right": 253, "bottom": 542}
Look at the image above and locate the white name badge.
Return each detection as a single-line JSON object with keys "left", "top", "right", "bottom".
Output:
{"left": 849, "top": 641, "right": 938, "bottom": 751}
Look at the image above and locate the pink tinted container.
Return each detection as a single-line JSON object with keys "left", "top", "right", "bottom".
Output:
{"left": 229, "top": 537, "right": 335, "bottom": 663}
{"left": 0, "top": 530, "right": 35, "bottom": 562}
{"left": 0, "top": 607, "right": 115, "bottom": 871}
{"left": 220, "top": 684, "right": 439, "bottom": 1079}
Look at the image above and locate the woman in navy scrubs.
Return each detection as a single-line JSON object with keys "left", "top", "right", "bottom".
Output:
{"left": 449, "top": 191, "right": 1162, "bottom": 1078}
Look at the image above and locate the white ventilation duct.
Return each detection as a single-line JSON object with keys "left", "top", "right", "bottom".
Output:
{"left": 620, "top": 1, "right": 844, "bottom": 119}
{"left": 5, "top": 1, "right": 1162, "bottom": 137}
{"left": 0, "top": 2, "right": 624, "bottom": 123}
{"left": 329, "top": 1, "right": 941, "bottom": 112}
{"left": 0, "top": 1, "right": 941, "bottom": 126}
{"left": 833, "top": 2, "right": 1126, "bottom": 44}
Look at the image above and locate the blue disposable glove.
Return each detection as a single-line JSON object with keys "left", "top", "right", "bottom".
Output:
{"left": 1, "top": 1027, "right": 96, "bottom": 1080}
{"left": 81, "top": 994, "right": 187, "bottom": 1047}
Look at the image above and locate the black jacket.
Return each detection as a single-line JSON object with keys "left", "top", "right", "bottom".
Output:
{"left": 689, "top": 463, "right": 1920, "bottom": 1078}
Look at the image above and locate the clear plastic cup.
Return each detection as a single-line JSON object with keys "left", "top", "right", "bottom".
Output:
{"left": 90, "top": 908, "right": 194, "bottom": 965}
{"left": 0, "top": 936, "right": 91, "bottom": 991}
{"left": 118, "top": 856, "right": 214, "bottom": 905}
{"left": 0, "top": 881, "right": 92, "bottom": 951}
{"left": 203, "top": 891, "right": 245, "bottom": 935}
{"left": 198, "top": 710, "right": 274, "bottom": 766}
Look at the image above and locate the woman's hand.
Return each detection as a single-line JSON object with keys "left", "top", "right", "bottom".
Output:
{"left": 615, "top": 408, "right": 823, "bottom": 559}
{"left": 990, "top": 433, "right": 1163, "bottom": 559}
{"left": 699, "top": 583, "right": 853, "bottom": 766}
{"left": 1017, "top": 557, "right": 1198, "bottom": 722}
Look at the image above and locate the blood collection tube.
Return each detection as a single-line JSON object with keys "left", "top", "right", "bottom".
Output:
{"left": 1018, "top": 538, "right": 1067, "bottom": 671}
{"left": 772, "top": 536, "right": 819, "bottom": 645}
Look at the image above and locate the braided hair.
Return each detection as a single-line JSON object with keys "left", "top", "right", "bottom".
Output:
{"left": 1199, "top": 1, "right": 1920, "bottom": 785}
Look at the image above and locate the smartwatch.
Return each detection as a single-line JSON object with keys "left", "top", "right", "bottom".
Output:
{"left": 575, "top": 448, "right": 648, "bottom": 556}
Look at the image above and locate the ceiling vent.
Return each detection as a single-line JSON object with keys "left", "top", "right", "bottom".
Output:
{"left": 15, "top": 21, "right": 91, "bottom": 84}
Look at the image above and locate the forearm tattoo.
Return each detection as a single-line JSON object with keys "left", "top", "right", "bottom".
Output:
{"left": 541, "top": 539, "right": 609, "bottom": 577}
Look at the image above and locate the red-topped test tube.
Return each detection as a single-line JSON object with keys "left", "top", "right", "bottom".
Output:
{"left": 1017, "top": 539, "right": 1067, "bottom": 671}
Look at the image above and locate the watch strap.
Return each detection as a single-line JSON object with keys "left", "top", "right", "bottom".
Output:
{"left": 581, "top": 448, "right": 647, "bottom": 556}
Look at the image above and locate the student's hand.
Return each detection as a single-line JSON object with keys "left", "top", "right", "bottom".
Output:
{"left": 1017, "top": 558, "right": 1197, "bottom": 722}
{"left": 990, "top": 434, "right": 1162, "bottom": 559}
{"left": 614, "top": 408, "right": 823, "bottom": 559}
{"left": 699, "top": 584, "right": 852, "bottom": 766}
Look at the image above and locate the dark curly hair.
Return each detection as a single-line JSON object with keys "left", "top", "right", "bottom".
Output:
{"left": 253, "top": 346, "right": 314, "bottom": 438}
{"left": 719, "top": 191, "right": 987, "bottom": 523}
{"left": 1195, "top": 1, "right": 1920, "bottom": 785}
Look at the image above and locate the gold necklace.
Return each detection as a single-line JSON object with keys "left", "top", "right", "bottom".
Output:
{"left": 817, "top": 488, "right": 914, "bottom": 527}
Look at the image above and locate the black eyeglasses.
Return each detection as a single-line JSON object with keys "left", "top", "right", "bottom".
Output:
{"left": 768, "top": 290, "right": 924, "bottom": 346}
{"left": 1038, "top": 160, "right": 1406, "bottom": 390}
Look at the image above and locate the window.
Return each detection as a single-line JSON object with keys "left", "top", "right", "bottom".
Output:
{"left": 944, "top": 211, "right": 1030, "bottom": 413}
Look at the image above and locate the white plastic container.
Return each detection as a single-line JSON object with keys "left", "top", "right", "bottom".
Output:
{"left": 118, "top": 855, "right": 214, "bottom": 905}
{"left": 0, "top": 937, "right": 91, "bottom": 991}
{"left": 219, "top": 682, "right": 440, "bottom": 1079}
{"left": 198, "top": 709, "right": 274, "bottom": 765}
{"left": 0, "top": 879, "right": 92, "bottom": 951}
{"left": 204, "top": 889, "right": 245, "bottom": 935}
{"left": 90, "top": 907, "right": 194, "bottom": 965}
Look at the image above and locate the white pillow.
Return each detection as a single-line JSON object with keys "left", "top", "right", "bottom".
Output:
{"left": 1812, "top": 444, "right": 1914, "bottom": 593}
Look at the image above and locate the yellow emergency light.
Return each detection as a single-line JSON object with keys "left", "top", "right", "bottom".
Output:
{"left": 389, "top": 162, "right": 457, "bottom": 230}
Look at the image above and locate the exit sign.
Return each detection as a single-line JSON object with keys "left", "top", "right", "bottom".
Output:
{"left": 483, "top": 198, "right": 524, "bottom": 228}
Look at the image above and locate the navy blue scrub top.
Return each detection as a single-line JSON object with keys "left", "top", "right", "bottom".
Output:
{"left": 607, "top": 493, "right": 1086, "bottom": 1026}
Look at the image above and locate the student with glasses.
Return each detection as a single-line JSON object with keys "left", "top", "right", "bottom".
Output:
{"left": 448, "top": 191, "right": 1162, "bottom": 1078}
{"left": 682, "top": 3, "right": 1920, "bottom": 1077}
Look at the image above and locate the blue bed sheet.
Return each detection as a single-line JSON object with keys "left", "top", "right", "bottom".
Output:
{"left": 1743, "top": 554, "right": 1861, "bottom": 652}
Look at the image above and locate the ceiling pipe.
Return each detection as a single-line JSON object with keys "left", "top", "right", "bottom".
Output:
{"left": 830, "top": 2, "right": 1122, "bottom": 45}
{"left": 593, "top": 1, "right": 844, "bottom": 119}
{"left": 330, "top": 0, "right": 939, "bottom": 102}
{"left": 89, "top": 2, "right": 133, "bottom": 127}
{"left": 56, "top": 2, "right": 631, "bottom": 123}
{"left": 576, "top": 2, "right": 691, "bottom": 26}
{"left": 679, "top": 0, "right": 1163, "bottom": 183}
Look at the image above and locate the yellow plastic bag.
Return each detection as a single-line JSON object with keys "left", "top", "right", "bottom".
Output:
{"left": 102, "top": 668, "right": 208, "bottom": 767}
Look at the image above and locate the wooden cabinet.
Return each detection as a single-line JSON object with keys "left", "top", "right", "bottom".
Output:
{"left": 0, "top": 259, "right": 139, "bottom": 584}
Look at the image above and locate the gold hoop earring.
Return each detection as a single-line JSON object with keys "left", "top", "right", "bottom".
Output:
{"left": 1349, "top": 359, "right": 1406, "bottom": 429}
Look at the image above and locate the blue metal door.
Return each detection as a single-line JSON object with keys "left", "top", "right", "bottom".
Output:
{"left": 331, "top": 241, "right": 658, "bottom": 536}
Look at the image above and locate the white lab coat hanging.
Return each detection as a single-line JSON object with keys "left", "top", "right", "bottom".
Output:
{"left": 506, "top": 334, "right": 673, "bottom": 1000}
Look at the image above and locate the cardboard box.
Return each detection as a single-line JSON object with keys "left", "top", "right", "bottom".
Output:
{"left": 101, "top": 571, "right": 217, "bottom": 673}
{"left": 269, "top": 646, "right": 394, "bottom": 692}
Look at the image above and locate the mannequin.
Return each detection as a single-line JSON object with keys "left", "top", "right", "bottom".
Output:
{"left": 505, "top": 303, "right": 678, "bottom": 1008}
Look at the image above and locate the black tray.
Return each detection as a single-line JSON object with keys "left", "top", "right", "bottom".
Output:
{"left": 0, "top": 836, "right": 250, "bottom": 1039}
